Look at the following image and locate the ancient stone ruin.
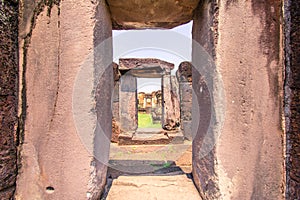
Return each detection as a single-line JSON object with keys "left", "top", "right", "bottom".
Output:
{"left": 0, "top": 0, "right": 300, "bottom": 199}
{"left": 112, "top": 58, "right": 183, "bottom": 145}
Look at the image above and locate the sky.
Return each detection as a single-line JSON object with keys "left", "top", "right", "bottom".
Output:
{"left": 113, "top": 21, "right": 192, "bottom": 93}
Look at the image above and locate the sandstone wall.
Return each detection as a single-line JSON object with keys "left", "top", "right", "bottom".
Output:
{"left": 16, "top": 0, "right": 112, "bottom": 199}
{"left": 0, "top": 1, "right": 19, "bottom": 199}
{"left": 285, "top": 0, "right": 300, "bottom": 198}
{"left": 192, "top": 0, "right": 284, "bottom": 199}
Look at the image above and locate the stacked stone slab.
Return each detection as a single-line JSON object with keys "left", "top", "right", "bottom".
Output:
{"left": 176, "top": 62, "right": 192, "bottom": 140}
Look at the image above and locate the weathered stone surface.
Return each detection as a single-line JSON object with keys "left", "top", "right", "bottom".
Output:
{"left": 181, "top": 120, "right": 192, "bottom": 140}
{"left": 171, "top": 76, "right": 180, "bottom": 125}
{"left": 177, "top": 62, "right": 192, "bottom": 140}
{"left": 285, "top": 0, "right": 300, "bottom": 198}
{"left": 162, "top": 75, "right": 180, "bottom": 131}
{"left": 119, "top": 58, "right": 174, "bottom": 71}
{"left": 119, "top": 75, "right": 138, "bottom": 132}
{"left": 112, "top": 82, "right": 120, "bottom": 119}
{"left": 180, "top": 84, "right": 193, "bottom": 103}
{"left": 106, "top": 175, "right": 201, "bottom": 200}
{"left": 106, "top": 0, "right": 200, "bottom": 29}
{"left": 111, "top": 118, "right": 120, "bottom": 143}
{"left": 176, "top": 61, "right": 192, "bottom": 82}
{"left": 0, "top": 1, "right": 18, "bottom": 199}
{"left": 112, "top": 62, "right": 120, "bottom": 143}
{"left": 192, "top": 0, "right": 284, "bottom": 199}
{"left": 119, "top": 58, "right": 174, "bottom": 78}
{"left": 181, "top": 104, "right": 192, "bottom": 121}
{"left": 177, "top": 63, "right": 192, "bottom": 140}
{"left": 113, "top": 62, "right": 121, "bottom": 84}
{"left": 0, "top": 0, "right": 292, "bottom": 199}
{"left": 216, "top": 0, "right": 284, "bottom": 199}
{"left": 16, "top": 1, "right": 112, "bottom": 199}
{"left": 94, "top": 1, "right": 114, "bottom": 193}
{"left": 118, "top": 58, "right": 179, "bottom": 133}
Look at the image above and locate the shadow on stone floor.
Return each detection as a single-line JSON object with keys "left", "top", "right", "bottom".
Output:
{"left": 100, "top": 160, "right": 194, "bottom": 200}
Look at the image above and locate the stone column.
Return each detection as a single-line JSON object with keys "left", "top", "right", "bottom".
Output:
{"left": 162, "top": 73, "right": 172, "bottom": 129}
{"left": 162, "top": 72, "right": 180, "bottom": 130}
{"left": 177, "top": 62, "right": 192, "bottom": 140}
{"left": 171, "top": 76, "right": 181, "bottom": 125}
{"left": 120, "top": 74, "right": 137, "bottom": 132}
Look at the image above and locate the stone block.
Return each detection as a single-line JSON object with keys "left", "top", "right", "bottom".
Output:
{"left": 181, "top": 121, "right": 192, "bottom": 140}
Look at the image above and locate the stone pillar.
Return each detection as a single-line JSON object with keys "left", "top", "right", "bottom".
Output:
{"left": 162, "top": 72, "right": 180, "bottom": 130}
{"left": 162, "top": 73, "right": 171, "bottom": 128}
{"left": 192, "top": 0, "right": 284, "bottom": 199}
{"left": 120, "top": 74, "right": 137, "bottom": 132}
{"left": 0, "top": 1, "right": 18, "bottom": 199}
{"left": 171, "top": 76, "right": 180, "bottom": 126}
{"left": 177, "top": 62, "right": 192, "bottom": 140}
{"left": 112, "top": 63, "right": 120, "bottom": 142}
{"left": 16, "top": 1, "right": 113, "bottom": 199}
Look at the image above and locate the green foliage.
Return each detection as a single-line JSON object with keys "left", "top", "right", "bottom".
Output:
{"left": 138, "top": 113, "right": 161, "bottom": 128}
{"left": 163, "top": 162, "right": 172, "bottom": 168}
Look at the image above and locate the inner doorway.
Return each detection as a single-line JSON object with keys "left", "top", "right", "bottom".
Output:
{"left": 137, "top": 78, "right": 162, "bottom": 129}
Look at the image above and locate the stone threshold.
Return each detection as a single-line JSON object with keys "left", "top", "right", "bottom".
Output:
{"left": 118, "top": 128, "right": 184, "bottom": 145}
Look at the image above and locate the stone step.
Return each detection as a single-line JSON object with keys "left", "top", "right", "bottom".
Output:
{"left": 118, "top": 130, "right": 184, "bottom": 145}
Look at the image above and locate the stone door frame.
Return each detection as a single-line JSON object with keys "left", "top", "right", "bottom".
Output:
{"left": 118, "top": 58, "right": 175, "bottom": 133}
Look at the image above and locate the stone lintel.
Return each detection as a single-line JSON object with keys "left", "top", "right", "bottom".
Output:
{"left": 119, "top": 58, "right": 174, "bottom": 71}
{"left": 107, "top": 0, "right": 200, "bottom": 29}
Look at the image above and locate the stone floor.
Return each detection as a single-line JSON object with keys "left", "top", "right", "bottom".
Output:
{"left": 106, "top": 175, "right": 201, "bottom": 200}
{"left": 109, "top": 140, "right": 192, "bottom": 173}
{"left": 101, "top": 141, "right": 200, "bottom": 199}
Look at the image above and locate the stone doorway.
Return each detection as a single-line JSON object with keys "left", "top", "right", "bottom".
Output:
{"left": 112, "top": 58, "right": 185, "bottom": 145}
{"left": 11, "top": 0, "right": 286, "bottom": 199}
{"left": 107, "top": 58, "right": 194, "bottom": 199}
{"left": 137, "top": 78, "right": 162, "bottom": 129}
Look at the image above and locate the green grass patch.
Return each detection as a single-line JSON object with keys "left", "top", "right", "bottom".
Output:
{"left": 138, "top": 113, "right": 161, "bottom": 128}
